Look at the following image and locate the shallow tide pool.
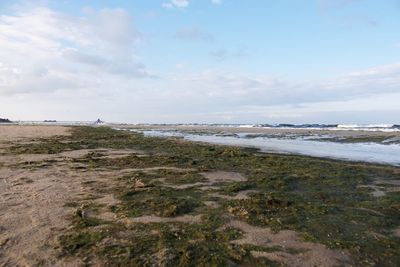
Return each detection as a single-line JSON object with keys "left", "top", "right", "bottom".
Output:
{"left": 138, "top": 130, "right": 400, "bottom": 166}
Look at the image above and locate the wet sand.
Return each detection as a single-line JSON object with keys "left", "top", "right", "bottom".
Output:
{"left": 114, "top": 124, "right": 400, "bottom": 138}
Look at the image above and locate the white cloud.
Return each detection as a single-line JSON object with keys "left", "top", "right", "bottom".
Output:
{"left": 0, "top": 6, "right": 151, "bottom": 95}
{"left": 162, "top": 0, "right": 220, "bottom": 9}
{"left": 162, "top": 0, "right": 189, "bottom": 9}
{"left": 152, "top": 62, "right": 400, "bottom": 121}
{"left": 1, "top": 61, "right": 399, "bottom": 123}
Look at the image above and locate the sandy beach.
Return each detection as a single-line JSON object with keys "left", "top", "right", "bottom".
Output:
{"left": 0, "top": 125, "right": 399, "bottom": 266}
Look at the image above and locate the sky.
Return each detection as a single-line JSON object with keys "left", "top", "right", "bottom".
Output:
{"left": 0, "top": 0, "right": 399, "bottom": 124}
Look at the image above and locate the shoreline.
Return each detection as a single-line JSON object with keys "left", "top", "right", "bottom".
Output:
{"left": 112, "top": 124, "right": 400, "bottom": 136}
{"left": 118, "top": 126, "right": 400, "bottom": 167}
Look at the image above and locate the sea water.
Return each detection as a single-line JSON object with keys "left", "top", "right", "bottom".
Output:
{"left": 138, "top": 130, "right": 400, "bottom": 166}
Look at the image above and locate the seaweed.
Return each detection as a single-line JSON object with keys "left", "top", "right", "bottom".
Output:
{"left": 9, "top": 126, "right": 399, "bottom": 266}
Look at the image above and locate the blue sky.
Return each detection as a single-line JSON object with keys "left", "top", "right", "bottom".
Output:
{"left": 0, "top": 0, "right": 399, "bottom": 123}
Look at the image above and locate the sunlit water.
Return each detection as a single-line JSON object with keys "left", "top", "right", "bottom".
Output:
{"left": 135, "top": 130, "right": 400, "bottom": 166}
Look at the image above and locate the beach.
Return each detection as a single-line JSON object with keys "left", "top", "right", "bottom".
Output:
{"left": 1, "top": 125, "right": 399, "bottom": 266}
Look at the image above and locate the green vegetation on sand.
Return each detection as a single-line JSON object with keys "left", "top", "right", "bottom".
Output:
{"left": 8, "top": 126, "right": 400, "bottom": 266}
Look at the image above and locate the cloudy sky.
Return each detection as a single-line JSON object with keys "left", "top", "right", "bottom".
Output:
{"left": 0, "top": 0, "right": 399, "bottom": 123}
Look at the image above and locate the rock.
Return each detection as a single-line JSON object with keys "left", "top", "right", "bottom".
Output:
{"left": 133, "top": 178, "right": 145, "bottom": 189}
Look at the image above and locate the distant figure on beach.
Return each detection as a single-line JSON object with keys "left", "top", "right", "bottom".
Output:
{"left": 95, "top": 118, "right": 104, "bottom": 124}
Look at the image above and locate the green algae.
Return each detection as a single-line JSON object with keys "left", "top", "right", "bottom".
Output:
{"left": 8, "top": 126, "right": 400, "bottom": 266}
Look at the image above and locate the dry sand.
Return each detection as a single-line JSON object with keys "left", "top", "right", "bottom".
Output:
{"left": 0, "top": 125, "right": 71, "bottom": 141}
{"left": 0, "top": 126, "right": 75, "bottom": 266}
